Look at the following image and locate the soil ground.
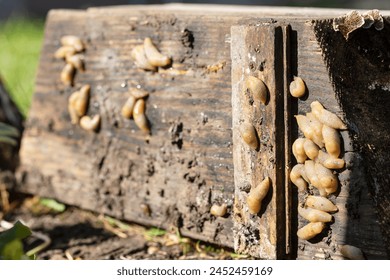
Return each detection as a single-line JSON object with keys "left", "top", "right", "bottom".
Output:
{"left": 0, "top": 194, "right": 251, "bottom": 260}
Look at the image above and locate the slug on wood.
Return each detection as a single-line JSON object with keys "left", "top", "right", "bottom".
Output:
{"left": 245, "top": 76, "right": 268, "bottom": 105}
{"left": 305, "top": 196, "right": 338, "bottom": 213}
{"left": 68, "top": 96, "right": 80, "bottom": 125}
{"left": 247, "top": 177, "right": 270, "bottom": 214}
{"left": 80, "top": 115, "right": 100, "bottom": 132}
{"left": 60, "top": 35, "right": 84, "bottom": 52}
{"left": 303, "top": 139, "right": 320, "bottom": 160}
{"left": 131, "top": 45, "right": 157, "bottom": 72}
{"left": 311, "top": 101, "right": 347, "bottom": 130}
{"left": 315, "top": 162, "right": 338, "bottom": 195}
{"left": 295, "top": 115, "right": 324, "bottom": 148}
{"left": 133, "top": 99, "right": 150, "bottom": 133}
{"left": 210, "top": 204, "right": 228, "bottom": 217}
{"left": 66, "top": 54, "right": 85, "bottom": 72}
{"left": 304, "top": 160, "right": 326, "bottom": 195}
{"left": 306, "top": 112, "right": 324, "bottom": 145}
{"left": 317, "top": 150, "right": 345, "bottom": 169}
{"left": 297, "top": 222, "right": 325, "bottom": 240}
{"left": 143, "top": 37, "right": 171, "bottom": 67}
{"left": 121, "top": 96, "right": 136, "bottom": 119}
{"left": 68, "top": 85, "right": 90, "bottom": 124}
{"left": 290, "top": 164, "right": 308, "bottom": 192}
{"left": 298, "top": 205, "right": 333, "bottom": 223}
{"left": 60, "top": 63, "right": 75, "bottom": 86}
{"left": 292, "top": 138, "right": 307, "bottom": 163}
{"left": 339, "top": 245, "right": 365, "bottom": 260}
{"left": 239, "top": 123, "right": 259, "bottom": 150}
{"left": 75, "top": 85, "right": 90, "bottom": 116}
{"left": 322, "top": 125, "right": 341, "bottom": 158}
{"left": 289, "top": 76, "right": 306, "bottom": 98}
{"left": 55, "top": 46, "right": 76, "bottom": 59}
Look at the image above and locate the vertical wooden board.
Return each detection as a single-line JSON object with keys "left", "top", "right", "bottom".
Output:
{"left": 289, "top": 20, "right": 387, "bottom": 259}
{"left": 231, "top": 24, "right": 287, "bottom": 259}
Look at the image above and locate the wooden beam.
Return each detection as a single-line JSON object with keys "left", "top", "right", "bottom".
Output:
{"left": 231, "top": 24, "right": 290, "bottom": 259}
{"left": 15, "top": 5, "right": 389, "bottom": 259}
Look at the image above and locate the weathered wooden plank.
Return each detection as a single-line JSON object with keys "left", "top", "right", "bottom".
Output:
{"left": 17, "top": 8, "right": 238, "bottom": 247}
{"left": 231, "top": 24, "right": 288, "bottom": 259}
{"left": 291, "top": 19, "right": 388, "bottom": 259}
{"left": 15, "top": 5, "right": 389, "bottom": 259}
{"left": 312, "top": 17, "right": 390, "bottom": 258}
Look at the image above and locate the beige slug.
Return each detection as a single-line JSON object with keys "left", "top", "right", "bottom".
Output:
{"left": 297, "top": 222, "right": 325, "bottom": 240}
{"left": 315, "top": 162, "right": 338, "bottom": 195}
{"left": 289, "top": 76, "right": 306, "bottom": 98}
{"left": 322, "top": 125, "right": 341, "bottom": 158}
{"left": 305, "top": 196, "right": 338, "bottom": 213}
{"left": 68, "top": 94, "right": 80, "bottom": 124}
{"left": 292, "top": 138, "right": 307, "bottom": 163}
{"left": 60, "top": 63, "right": 75, "bottom": 86}
{"left": 61, "top": 35, "right": 84, "bottom": 52}
{"left": 55, "top": 46, "right": 76, "bottom": 59}
{"left": 306, "top": 112, "right": 324, "bottom": 145}
{"left": 317, "top": 150, "right": 345, "bottom": 169}
{"left": 290, "top": 164, "right": 308, "bottom": 192}
{"left": 210, "top": 204, "right": 228, "bottom": 217}
{"left": 303, "top": 139, "right": 320, "bottom": 160}
{"left": 121, "top": 96, "right": 136, "bottom": 119}
{"left": 295, "top": 115, "right": 324, "bottom": 148}
{"left": 143, "top": 37, "right": 171, "bottom": 67}
{"left": 339, "top": 245, "right": 365, "bottom": 260}
{"left": 311, "top": 101, "right": 347, "bottom": 130}
{"left": 131, "top": 45, "right": 157, "bottom": 71}
{"left": 75, "top": 85, "right": 90, "bottom": 116}
{"left": 68, "top": 85, "right": 90, "bottom": 124}
{"left": 298, "top": 205, "right": 333, "bottom": 223}
{"left": 304, "top": 160, "right": 325, "bottom": 195}
{"left": 133, "top": 99, "right": 150, "bottom": 133}
{"left": 245, "top": 76, "right": 268, "bottom": 105}
{"left": 240, "top": 123, "right": 259, "bottom": 150}
{"left": 80, "top": 115, "right": 101, "bottom": 132}
{"left": 247, "top": 177, "right": 270, "bottom": 214}
{"left": 66, "top": 54, "right": 85, "bottom": 72}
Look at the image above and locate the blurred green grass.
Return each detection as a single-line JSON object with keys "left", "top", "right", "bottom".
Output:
{"left": 0, "top": 18, "right": 45, "bottom": 117}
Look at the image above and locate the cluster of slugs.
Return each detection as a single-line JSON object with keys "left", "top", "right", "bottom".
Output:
{"left": 58, "top": 36, "right": 171, "bottom": 134}
{"left": 289, "top": 77, "right": 364, "bottom": 259}
{"left": 292, "top": 100, "right": 345, "bottom": 240}
{"left": 122, "top": 37, "right": 172, "bottom": 133}
{"left": 55, "top": 35, "right": 85, "bottom": 86}
{"left": 131, "top": 37, "right": 171, "bottom": 71}
{"left": 121, "top": 87, "right": 150, "bottom": 133}
{"left": 54, "top": 35, "right": 101, "bottom": 132}
{"left": 210, "top": 75, "right": 270, "bottom": 218}
{"left": 241, "top": 76, "right": 270, "bottom": 215}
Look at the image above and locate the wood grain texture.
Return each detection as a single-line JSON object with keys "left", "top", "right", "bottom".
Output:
{"left": 231, "top": 24, "right": 288, "bottom": 259}
{"left": 17, "top": 8, "right": 237, "bottom": 247}
{"left": 16, "top": 5, "right": 388, "bottom": 259}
